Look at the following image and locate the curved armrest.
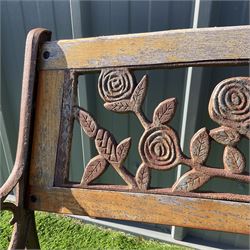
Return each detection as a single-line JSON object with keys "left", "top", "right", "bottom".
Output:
{"left": 0, "top": 28, "right": 51, "bottom": 202}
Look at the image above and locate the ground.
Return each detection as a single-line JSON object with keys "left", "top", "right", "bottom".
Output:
{"left": 0, "top": 211, "right": 189, "bottom": 249}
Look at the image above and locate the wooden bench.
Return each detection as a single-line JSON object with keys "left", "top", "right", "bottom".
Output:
{"left": 1, "top": 26, "right": 249, "bottom": 249}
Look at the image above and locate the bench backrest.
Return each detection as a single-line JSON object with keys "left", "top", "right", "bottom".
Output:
{"left": 2, "top": 26, "right": 250, "bottom": 237}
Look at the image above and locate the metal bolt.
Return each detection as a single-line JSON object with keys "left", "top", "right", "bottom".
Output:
{"left": 43, "top": 51, "right": 50, "bottom": 59}
{"left": 30, "top": 195, "right": 37, "bottom": 203}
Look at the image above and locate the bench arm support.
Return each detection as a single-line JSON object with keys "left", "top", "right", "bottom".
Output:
{"left": 0, "top": 28, "right": 51, "bottom": 250}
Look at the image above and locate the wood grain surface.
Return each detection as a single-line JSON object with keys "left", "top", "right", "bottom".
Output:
{"left": 29, "top": 70, "right": 64, "bottom": 187}
{"left": 39, "top": 26, "right": 250, "bottom": 70}
{"left": 28, "top": 186, "right": 250, "bottom": 234}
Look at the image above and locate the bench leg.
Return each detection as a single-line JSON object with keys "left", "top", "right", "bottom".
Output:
{"left": 26, "top": 212, "right": 40, "bottom": 249}
{"left": 8, "top": 209, "right": 40, "bottom": 250}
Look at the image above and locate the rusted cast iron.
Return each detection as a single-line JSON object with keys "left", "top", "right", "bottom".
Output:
{"left": 0, "top": 28, "right": 51, "bottom": 249}
{"left": 54, "top": 70, "right": 76, "bottom": 186}
{"left": 57, "top": 69, "right": 250, "bottom": 202}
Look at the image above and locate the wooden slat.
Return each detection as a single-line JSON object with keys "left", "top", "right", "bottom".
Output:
{"left": 39, "top": 26, "right": 250, "bottom": 70}
{"left": 28, "top": 186, "right": 250, "bottom": 234}
{"left": 29, "top": 70, "right": 64, "bottom": 187}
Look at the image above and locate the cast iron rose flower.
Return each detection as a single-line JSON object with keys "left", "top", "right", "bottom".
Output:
{"left": 139, "top": 126, "right": 181, "bottom": 170}
{"left": 209, "top": 77, "right": 250, "bottom": 138}
{"left": 98, "top": 69, "right": 135, "bottom": 102}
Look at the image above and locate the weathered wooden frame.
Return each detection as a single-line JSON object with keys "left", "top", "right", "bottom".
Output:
{"left": 1, "top": 26, "right": 249, "bottom": 249}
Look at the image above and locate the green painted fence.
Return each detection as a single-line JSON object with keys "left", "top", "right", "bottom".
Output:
{"left": 1, "top": 1, "right": 249, "bottom": 248}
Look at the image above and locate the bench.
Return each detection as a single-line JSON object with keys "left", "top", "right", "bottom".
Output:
{"left": 1, "top": 26, "right": 249, "bottom": 249}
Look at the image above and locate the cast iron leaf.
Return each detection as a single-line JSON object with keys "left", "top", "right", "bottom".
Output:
{"left": 95, "top": 129, "right": 118, "bottom": 163}
{"left": 172, "top": 170, "right": 210, "bottom": 192}
{"left": 135, "top": 163, "right": 150, "bottom": 190}
{"left": 81, "top": 155, "right": 107, "bottom": 185}
{"left": 190, "top": 128, "right": 210, "bottom": 164}
{"left": 104, "top": 100, "right": 131, "bottom": 112}
{"left": 78, "top": 108, "right": 98, "bottom": 138}
{"left": 223, "top": 146, "right": 245, "bottom": 174}
{"left": 130, "top": 75, "right": 148, "bottom": 110}
{"left": 210, "top": 126, "right": 240, "bottom": 146}
{"left": 153, "top": 98, "right": 177, "bottom": 125}
{"left": 116, "top": 138, "right": 131, "bottom": 163}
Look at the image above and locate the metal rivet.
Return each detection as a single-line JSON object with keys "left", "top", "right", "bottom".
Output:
{"left": 30, "top": 195, "right": 37, "bottom": 203}
{"left": 43, "top": 51, "right": 50, "bottom": 59}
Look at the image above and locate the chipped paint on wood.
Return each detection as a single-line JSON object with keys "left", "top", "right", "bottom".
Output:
{"left": 28, "top": 186, "right": 250, "bottom": 234}
{"left": 39, "top": 26, "right": 250, "bottom": 70}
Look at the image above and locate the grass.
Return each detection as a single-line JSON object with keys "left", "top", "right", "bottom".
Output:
{"left": 0, "top": 211, "right": 189, "bottom": 250}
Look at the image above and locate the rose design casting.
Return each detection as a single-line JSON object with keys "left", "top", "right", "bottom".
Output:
{"left": 98, "top": 69, "right": 135, "bottom": 102}
{"left": 74, "top": 69, "right": 249, "bottom": 200}
{"left": 209, "top": 77, "right": 250, "bottom": 139}
{"left": 139, "top": 126, "right": 181, "bottom": 170}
